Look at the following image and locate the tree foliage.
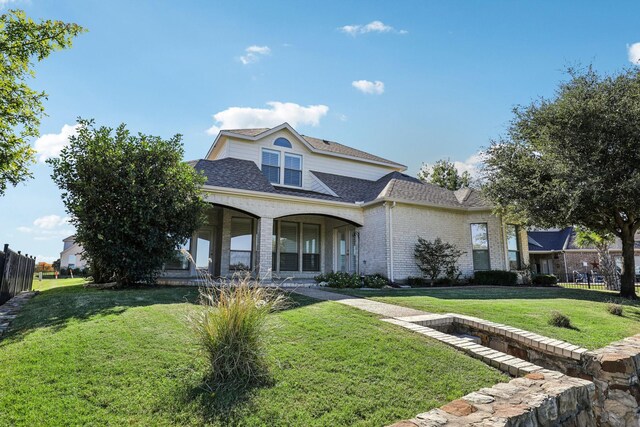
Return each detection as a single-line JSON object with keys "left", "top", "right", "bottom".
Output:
{"left": 0, "top": 9, "right": 85, "bottom": 196}
{"left": 49, "top": 119, "right": 206, "bottom": 286}
{"left": 417, "top": 159, "right": 472, "bottom": 191}
{"left": 483, "top": 67, "right": 640, "bottom": 298}
{"left": 414, "top": 237, "right": 464, "bottom": 283}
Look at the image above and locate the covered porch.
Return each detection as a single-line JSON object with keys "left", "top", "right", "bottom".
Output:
{"left": 161, "top": 203, "right": 362, "bottom": 283}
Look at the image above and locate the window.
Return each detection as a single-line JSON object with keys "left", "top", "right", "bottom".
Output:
{"left": 303, "top": 224, "right": 321, "bottom": 271}
{"left": 68, "top": 254, "right": 77, "bottom": 269}
{"left": 230, "top": 218, "right": 253, "bottom": 270}
{"left": 274, "top": 137, "right": 292, "bottom": 148}
{"left": 261, "top": 149, "right": 280, "bottom": 184}
{"left": 165, "top": 239, "right": 190, "bottom": 270}
{"left": 471, "top": 223, "right": 490, "bottom": 270}
{"left": 279, "top": 222, "right": 299, "bottom": 271}
{"left": 195, "top": 231, "right": 212, "bottom": 270}
{"left": 284, "top": 153, "right": 302, "bottom": 187}
{"left": 506, "top": 224, "right": 521, "bottom": 270}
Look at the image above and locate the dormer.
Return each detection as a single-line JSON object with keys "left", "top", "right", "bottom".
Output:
{"left": 205, "top": 123, "right": 406, "bottom": 189}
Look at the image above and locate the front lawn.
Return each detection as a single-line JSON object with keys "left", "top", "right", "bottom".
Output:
{"left": 0, "top": 284, "right": 506, "bottom": 426}
{"left": 335, "top": 287, "right": 640, "bottom": 349}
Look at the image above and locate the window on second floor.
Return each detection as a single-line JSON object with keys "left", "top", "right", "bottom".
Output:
{"left": 261, "top": 148, "right": 302, "bottom": 187}
{"left": 284, "top": 153, "right": 302, "bottom": 186}
{"left": 261, "top": 149, "right": 280, "bottom": 184}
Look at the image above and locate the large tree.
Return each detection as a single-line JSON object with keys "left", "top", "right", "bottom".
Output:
{"left": 49, "top": 119, "right": 206, "bottom": 287}
{"left": 417, "top": 159, "right": 472, "bottom": 191}
{"left": 0, "top": 10, "right": 84, "bottom": 196}
{"left": 484, "top": 67, "right": 640, "bottom": 298}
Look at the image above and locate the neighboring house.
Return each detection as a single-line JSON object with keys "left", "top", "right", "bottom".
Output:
{"left": 528, "top": 227, "right": 640, "bottom": 282}
{"left": 161, "top": 122, "right": 528, "bottom": 283}
{"left": 59, "top": 235, "right": 87, "bottom": 270}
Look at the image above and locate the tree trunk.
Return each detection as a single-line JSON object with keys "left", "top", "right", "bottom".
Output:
{"left": 619, "top": 227, "right": 637, "bottom": 299}
{"left": 595, "top": 243, "right": 620, "bottom": 291}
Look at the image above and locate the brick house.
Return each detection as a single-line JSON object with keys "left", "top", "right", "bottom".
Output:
{"left": 160, "top": 123, "right": 528, "bottom": 283}
{"left": 528, "top": 227, "right": 640, "bottom": 282}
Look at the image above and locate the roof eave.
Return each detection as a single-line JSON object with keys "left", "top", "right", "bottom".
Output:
{"left": 216, "top": 123, "right": 406, "bottom": 170}
{"left": 360, "top": 196, "right": 493, "bottom": 212}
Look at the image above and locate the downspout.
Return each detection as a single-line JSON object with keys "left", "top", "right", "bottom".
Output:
{"left": 389, "top": 201, "right": 397, "bottom": 283}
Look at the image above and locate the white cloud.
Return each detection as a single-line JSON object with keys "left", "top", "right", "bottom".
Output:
{"left": 206, "top": 101, "right": 329, "bottom": 135}
{"left": 33, "top": 124, "right": 79, "bottom": 162}
{"left": 453, "top": 152, "right": 485, "bottom": 178}
{"left": 352, "top": 80, "right": 385, "bottom": 95}
{"left": 239, "top": 45, "right": 271, "bottom": 65}
{"left": 339, "top": 20, "right": 407, "bottom": 36}
{"left": 33, "top": 214, "right": 70, "bottom": 229}
{"left": 17, "top": 215, "right": 74, "bottom": 241}
{"left": 628, "top": 42, "right": 640, "bottom": 65}
{"left": 0, "top": 0, "right": 20, "bottom": 8}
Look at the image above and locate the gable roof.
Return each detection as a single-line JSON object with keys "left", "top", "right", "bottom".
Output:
{"left": 209, "top": 123, "right": 406, "bottom": 169}
{"left": 527, "top": 227, "right": 573, "bottom": 252}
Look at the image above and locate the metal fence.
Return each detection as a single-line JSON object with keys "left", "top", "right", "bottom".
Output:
{"left": 0, "top": 244, "right": 36, "bottom": 304}
{"left": 557, "top": 270, "right": 640, "bottom": 291}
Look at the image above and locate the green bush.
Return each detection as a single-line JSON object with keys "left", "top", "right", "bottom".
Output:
{"left": 362, "top": 274, "right": 389, "bottom": 289}
{"left": 406, "top": 276, "right": 428, "bottom": 287}
{"left": 189, "top": 274, "right": 288, "bottom": 389}
{"left": 472, "top": 270, "right": 518, "bottom": 286}
{"left": 548, "top": 311, "right": 572, "bottom": 328}
{"left": 532, "top": 274, "right": 558, "bottom": 286}
{"left": 314, "top": 272, "right": 361, "bottom": 288}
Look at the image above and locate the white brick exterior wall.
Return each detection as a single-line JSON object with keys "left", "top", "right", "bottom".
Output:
{"left": 359, "top": 203, "right": 388, "bottom": 276}
{"left": 369, "top": 203, "right": 509, "bottom": 282}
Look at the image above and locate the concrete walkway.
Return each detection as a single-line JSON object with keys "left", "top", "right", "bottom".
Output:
{"left": 292, "top": 287, "right": 428, "bottom": 317}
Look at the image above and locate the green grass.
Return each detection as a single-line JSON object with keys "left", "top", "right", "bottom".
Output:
{"left": 0, "top": 285, "right": 506, "bottom": 426}
{"left": 335, "top": 287, "right": 640, "bottom": 349}
{"left": 32, "top": 277, "right": 89, "bottom": 291}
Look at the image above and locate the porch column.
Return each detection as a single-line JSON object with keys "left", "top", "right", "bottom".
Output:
{"left": 256, "top": 217, "right": 273, "bottom": 282}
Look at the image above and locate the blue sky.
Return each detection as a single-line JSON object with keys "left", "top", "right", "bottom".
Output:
{"left": 2, "top": 0, "right": 640, "bottom": 262}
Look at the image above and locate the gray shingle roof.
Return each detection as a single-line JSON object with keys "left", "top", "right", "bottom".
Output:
{"left": 222, "top": 127, "right": 404, "bottom": 168}
{"left": 311, "top": 170, "right": 489, "bottom": 208}
{"left": 191, "top": 158, "right": 489, "bottom": 209}
{"left": 190, "top": 158, "right": 274, "bottom": 193}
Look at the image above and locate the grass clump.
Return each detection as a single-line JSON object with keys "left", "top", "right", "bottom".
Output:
{"left": 548, "top": 310, "right": 572, "bottom": 328}
{"left": 607, "top": 302, "right": 624, "bottom": 316}
{"left": 189, "top": 273, "right": 288, "bottom": 390}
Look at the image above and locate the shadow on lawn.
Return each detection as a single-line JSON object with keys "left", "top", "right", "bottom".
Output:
{"left": 0, "top": 284, "right": 201, "bottom": 343}
{"left": 342, "top": 286, "right": 640, "bottom": 306}
{"left": 0, "top": 284, "right": 321, "bottom": 345}
{"left": 178, "top": 375, "right": 275, "bottom": 425}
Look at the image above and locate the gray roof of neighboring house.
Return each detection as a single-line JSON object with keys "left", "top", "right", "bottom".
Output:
{"left": 189, "top": 157, "right": 489, "bottom": 209}
{"left": 527, "top": 227, "right": 573, "bottom": 252}
{"left": 222, "top": 128, "right": 405, "bottom": 168}
{"left": 527, "top": 227, "right": 640, "bottom": 252}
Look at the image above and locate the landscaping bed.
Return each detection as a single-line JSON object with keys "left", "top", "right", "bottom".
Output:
{"left": 334, "top": 286, "right": 640, "bottom": 349}
{"left": 0, "top": 282, "right": 506, "bottom": 426}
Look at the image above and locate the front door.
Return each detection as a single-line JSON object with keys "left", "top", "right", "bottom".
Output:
{"left": 335, "top": 226, "right": 358, "bottom": 273}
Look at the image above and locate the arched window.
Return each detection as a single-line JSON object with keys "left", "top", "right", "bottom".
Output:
{"left": 274, "top": 137, "right": 292, "bottom": 148}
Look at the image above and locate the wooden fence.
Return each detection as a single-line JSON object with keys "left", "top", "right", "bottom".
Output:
{"left": 0, "top": 244, "right": 36, "bottom": 305}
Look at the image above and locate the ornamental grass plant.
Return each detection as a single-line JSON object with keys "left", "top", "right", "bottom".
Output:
{"left": 188, "top": 265, "right": 288, "bottom": 390}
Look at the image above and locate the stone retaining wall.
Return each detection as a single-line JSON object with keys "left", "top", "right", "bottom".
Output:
{"left": 387, "top": 312, "right": 640, "bottom": 426}
{"left": 391, "top": 370, "right": 596, "bottom": 427}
